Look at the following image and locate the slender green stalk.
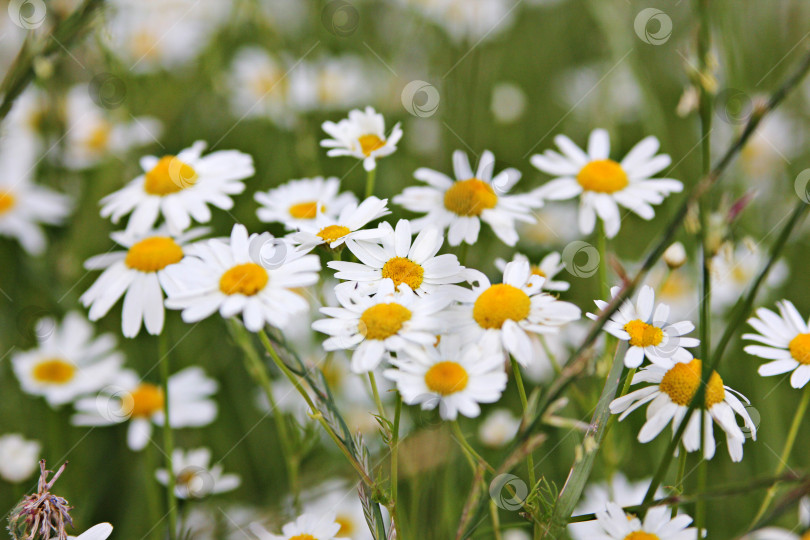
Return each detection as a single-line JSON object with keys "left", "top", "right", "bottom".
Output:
{"left": 750, "top": 385, "right": 810, "bottom": 526}
{"left": 489, "top": 500, "right": 503, "bottom": 540}
{"left": 158, "top": 332, "right": 178, "bottom": 540}
{"left": 228, "top": 320, "right": 300, "bottom": 509}
{"left": 510, "top": 357, "right": 536, "bottom": 489}
{"left": 673, "top": 445, "right": 688, "bottom": 518}
{"left": 368, "top": 372, "right": 386, "bottom": 421}
{"left": 391, "top": 396, "right": 402, "bottom": 509}
{"left": 365, "top": 168, "right": 377, "bottom": 198}
{"left": 596, "top": 223, "right": 609, "bottom": 300}
{"left": 451, "top": 421, "right": 494, "bottom": 473}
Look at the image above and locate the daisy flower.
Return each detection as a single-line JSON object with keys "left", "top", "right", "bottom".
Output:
{"left": 384, "top": 334, "right": 507, "bottom": 421}
{"left": 743, "top": 300, "right": 810, "bottom": 389}
{"left": 449, "top": 258, "right": 581, "bottom": 367}
{"left": 71, "top": 366, "right": 218, "bottom": 451}
{"left": 328, "top": 219, "right": 466, "bottom": 295}
{"left": 164, "top": 224, "right": 320, "bottom": 332}
{"left": 587, "top": 285, "right": 699, "bottom": 368}
{"left": 592, "top": 502, "right": 697, "bottom": 540}
{"left": 712, "top": 239, "right": 788, "bottom": 313}
{"left": 478, "top": 408, "right": 520, "bottom": 448}
{"left": 569, "top": 473, "right": 665, "bottom": 540}
{"left": 291, "top": 196, "right": 390, "bottom": 252}
{"left": 250, "top": 513, "right": 341, "bottom": 540}
{"left": 63, "top": 85, "right": 162, "bottom": 170}
{"left": 254, "top": 177, "right": 357, "bottom": 231}
{"left": 609, "top": 358, "right": 757, "bottom": 462}
{"left": 302, "top": 481, "right": 374, "bottom": 540}
{"left": 227, "top": 47, "right": 293, "bottom": 127}
{"left": 495, "top": 252, "right": 570, "bottom": 292}
{"left": 320, "top": 106, "right": 402, "bottom": 171}
{"left": 313, "top": 279, "right": 451, "bottom": 373}
{"left": 0, "top": 434, "right": 41, "bottom": 483}
{"left": 531, "top": 128, "right": 683, "bottom": 238}
{"left": 11, "top": 312, "right": 124, "bottom": 408}
{"left": 80, "top": 227, "right": 208, "bottom": 338}
{"left": 100, "top": 140, "right": 254, "bottom": 235}
{"left": 0, "top": 127, "right": 72, "bottom": 255}
{"left": 155, "top": 447, "right": 241, "bottom": 499}
{"left": 393, "top": 149, "right": 539, "bottom": 246}
{"left": 748, "top": 497, "right": 810, "bottom": 540}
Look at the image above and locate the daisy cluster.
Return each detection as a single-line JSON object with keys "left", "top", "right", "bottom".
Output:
{"left": 5, "top": 93, "right": 807, "bottom": 540}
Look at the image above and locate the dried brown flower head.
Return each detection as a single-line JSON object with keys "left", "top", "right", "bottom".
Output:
{"left": 8, "top": 460, "right": 73, "bottom": 540}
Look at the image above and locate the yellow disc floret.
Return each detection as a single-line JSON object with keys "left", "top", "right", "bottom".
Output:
{"left": 219, "top": 263, "right": 269, "bottom": 296}
{"left": 125, "top": 236, "right": 184, "bottom": 272}
{"left": 623, "top": 319, "right": 664, "bottom": 348}
{"left": 0, "top": 190, "right": 16, "bottom": 214}
{"left": 144, "top": 156, "right": 198, "bottom": 195}
{"left": 576, "top": 159, "right": 629, "bottom": 193}
{"left": 659, "top": 359, "right": 725, "bottom": 408}
{"left": 473, "top": 284, "right": 531, "bottom": 330}
{"left": 128, "top": 383, "right": 164, "bottom": 418}
{"left": 317, "top": 224, "right": 351, "bottom": 244}
{"left": 358, "top": 134, "right": 385, "bottom": 156}
{"left": 381, "top": 257, "right": 424, "bottom": 290}
{"left": 359, "top": 303, "right": 412, "bottom": 340}
{"left": 789, "top": 333, "right": 810, "bottom": 365}
{"left": 32, "top": 358, "right": 76, "bottom": 384}
{"left": 443, "top": 178, "right": 498, "bottom": 217}
{"left": 288, "top": 201, "right": 322, "bottom": 219}
{"left": 424, "top": 361, "right": 469, "bottom": 395}
{"left": 288, "top": 535, "right": 316, "bottom": 540}
{"left": 623, "top": 533, "right": 660, "bottom": 540}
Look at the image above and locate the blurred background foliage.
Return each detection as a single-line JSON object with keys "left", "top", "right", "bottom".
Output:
{"left": 1, "top": 0, "right": 810, "bottom": 538}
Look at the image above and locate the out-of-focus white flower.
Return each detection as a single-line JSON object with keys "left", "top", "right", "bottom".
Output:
{"left": 104, "top": 0, "right": 228, "bottom": 73}
{"left": 0, "top": 103, "right": 72, "bottom": 255}
{"left": 491, "top": 82, "right": 526, "bottom": 123}
{"left": 477, "top": 408, "right": 520, "bottom": 447}
{"left": 495, "top": 252, "right": 570, "bottom": 292}
{"left": 291, "top": 56, "right": 379, "bottom": 112}
{"left": 303, "top": 481, "right": 373, "bottom": 540}
{"left": 711, "top": 239, "right": 788, "bottom": 313}
{"left": 401, "top": 0, "right": 517, "bottom": 43}
{"left": 72, "top": 366, "right": 218, "bottom": 451}
{"left": 63, "top": 85, "right": 162, "bottom": 169}
{"left": 554, "top": 63, "right": 641, "bottom": 123}
{"left": 0, "top": 434, "right": 41, "bottom": 483}
{"left": 226, "top": 47, "right": 293, "bottom": 127}
{"left": 155, "top": 447, "right": 240, "bottom": 499}
{"left": 12, "top": 312, "right": 124, "bottom": 408}
{"left": 664, "top": 241, "right": 687, "bottom": 269}
{"left": 320, "top": 107, "right": 402, "bottom": 171}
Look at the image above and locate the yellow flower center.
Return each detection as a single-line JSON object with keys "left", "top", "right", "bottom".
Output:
{"left": 576, "top": 159, "right": 629, "bottom": 193}
{"left": 800, "top": 531, "right": 810, "bottom": 540}
{"left": 335, "top": 515, "right": 354, "bottom": 535}
{"left": 424, "top": 361, "right": 469, "bottom": 395}
{"left": 623, "top": 319, "right": 664, "bottom": 348}
{"left": 143, "top": 156, "right": 198, "bottom": 195}
{"left": 443, "top": 178, "right": 498, "bottom": 217}
{"left": 358, "top": 134, "right": 385, "bottom": 156}
{"left": 624, "top": 533, "right": 660, "bottom": 540}
{"left": 85, "top": 123, "right": 111, "bottom": 152}
{"left": 659, "top": 359, "right": 726, "bottom": 408}
{"left": 288, "top": 535, "right": 316, "bottom": 540}
{"left": 0, "top": 190, "right": 16, "bottom": 214}
{"left": 317, "top": 224, "right": 351, "bottom": 244}
{"left": 473, "top": 284, "right": 531, "bottom": 330}
{"left": 359, "top": 303, "right": 412, "bottom": 340}
{"left": 128, "top": 383, "right": 164, "bottom": 418}
{"left": 219, "top": 263, "right": 269, "bottom": 296}
{"left": 288, "top": 201, "right": 323, "bottom": 219}
{"left": 381, "top": 257, "right": 425, "bottom": 290}
{"left": 788, "top": 333, "right": 810, "bottom": 365}
{"left": 530, "top": 266, "right": 546, "bottom": 278}
{"left": 32, "top": 358, "right": 76, "bottom": 384}
{"left": 125, "top": 236, "right": 184, "bottom": 272}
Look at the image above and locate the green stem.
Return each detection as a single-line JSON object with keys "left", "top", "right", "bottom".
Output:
{"left": 750, "top": 385, "right": 810, "bottom": 527}
{"left": 365, "top": 167, "right": 377, "bottom": 198}
{"left": 510, "top": 357, "right": 536, "bottom": 489}
{"left": 391, "top": 396, "right": 401, "bottom": 507}
{"left": 143, "top": 442, "right": 163, "bottom": 540}
{"left": 673, "top": 445, "right": 688, "bottom": 518}
{"left": 451, "top": 421, "right": 494, "bottom": 473}
{"left": 489, "top": 500, "right": 503, "bottom": 540}
{"left": 596, "top": 223, "right": 609, "bottom": 300}
{"left": 229, "top": 320, "right": 300, "bottom": 509}
{"left": 158, "top": 332, "right": 178, "bottom": 540}
{"left": 368, "top": 372, "right": 386, "bottom": 422}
